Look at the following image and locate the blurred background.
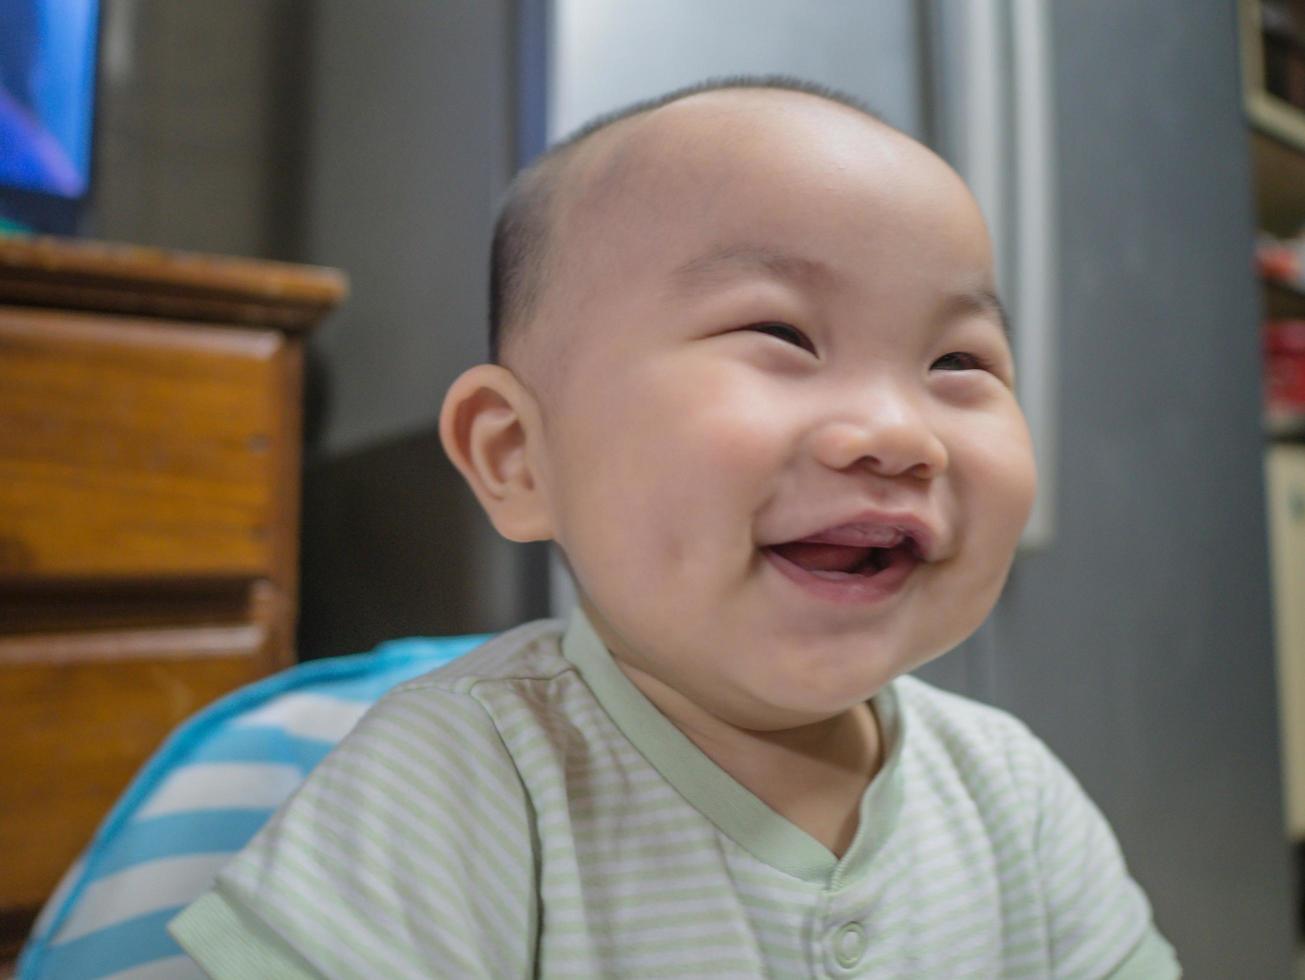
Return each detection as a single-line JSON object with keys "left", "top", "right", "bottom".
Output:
{"left": 3, "top": 1, "right": 1305, "bottom": 976}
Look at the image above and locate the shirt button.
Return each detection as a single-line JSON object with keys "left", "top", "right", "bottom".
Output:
{"left": 832, "top": 921, "right": 867, "bottom": 969}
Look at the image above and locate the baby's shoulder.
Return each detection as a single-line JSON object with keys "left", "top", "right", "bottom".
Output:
{"left": 391, "top": 617, "right": 573, "bottom": 694}
{"left": 337, "top": 617, "right": 597, "bottom": 775}
{"left": 891, "top": 674, "right": 1058, "bottom": 807}
{"left": 894, "top": 674, "right": 1035, "bottom": 743}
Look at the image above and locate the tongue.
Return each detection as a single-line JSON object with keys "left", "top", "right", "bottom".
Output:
{"left": 772, "top": 541, "right": 873, "bottom": 573}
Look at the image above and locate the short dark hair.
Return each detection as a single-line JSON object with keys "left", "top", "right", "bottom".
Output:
{"left": 487, "top": 75, "right": 882, "bottom": 363}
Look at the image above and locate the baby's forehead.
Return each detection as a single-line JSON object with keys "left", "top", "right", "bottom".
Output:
{"left": 553, "top": 92, "right": 937, "bottom": 248}
{"left": 548, "top": 97, "right": 960, "bottom": 295}
{"left": 560, "top": 91, "right": 890, "bottom": 205}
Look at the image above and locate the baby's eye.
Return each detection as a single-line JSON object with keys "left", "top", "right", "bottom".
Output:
{"left": 931, "top": 351, "right": 990, "bottom": 372}
{"left": 746, "top": 322, "right": 817, "bottom": 355}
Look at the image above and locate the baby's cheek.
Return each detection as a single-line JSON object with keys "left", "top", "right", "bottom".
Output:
{"left": 950, "top": 415, "right": 1037, "bottom": 515}
{"left": 989, "top": 437, "right": 1038, "bottom": 530}
{"left": 616, "top": 377, "right": 781, "bottom": 477}
{"left": 691, "top": 382, "right": 796, "bottom": 457}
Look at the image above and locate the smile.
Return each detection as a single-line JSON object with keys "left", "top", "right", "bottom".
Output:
{"left": 760, "top": 518, "right": 931, "bottom": 604}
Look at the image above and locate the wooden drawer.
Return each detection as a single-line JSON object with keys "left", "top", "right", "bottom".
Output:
{"left": 0, "top": 237, "right": 345, "bottom": 958}
{"left": 0, "top": 306, "right": 293, "bottom": 583}
{"left": 0, "top": 648, "right": 267, "bottom": 911}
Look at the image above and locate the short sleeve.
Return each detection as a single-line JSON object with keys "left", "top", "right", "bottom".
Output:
{"left": 169, "top": 685, "right": 538, "bottom": 979}
{"left": 1027, "top": 737, "right": 1180, "bottom": 980}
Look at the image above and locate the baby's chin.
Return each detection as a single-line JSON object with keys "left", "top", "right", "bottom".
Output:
{"left": 579, "top": 584, "right": 976, "bottom": 729}
{"left": 730, "top": 633, "right": 972, "bottom": 724}
{"left": 665, "top": 644, "right": 910, "bottom": 731}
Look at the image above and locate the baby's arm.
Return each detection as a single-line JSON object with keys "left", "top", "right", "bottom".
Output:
{"left": 169, "top": 685, "right": 538, "bottom": 978}
{"left": 1026, "top": 735, "right": 1180, "bottom": 979}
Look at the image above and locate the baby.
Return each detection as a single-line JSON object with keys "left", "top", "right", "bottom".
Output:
{"left": 170, "top": 78, "right": 1179, "bottom": 978}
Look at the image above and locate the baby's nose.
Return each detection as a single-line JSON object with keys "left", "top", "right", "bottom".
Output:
{"left": 808, "top": 397, "right": 948, "bottom": 479}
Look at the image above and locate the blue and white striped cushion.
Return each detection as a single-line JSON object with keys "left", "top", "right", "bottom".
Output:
{"left": 17, "top": 635, "right": 484, "bottom": 980}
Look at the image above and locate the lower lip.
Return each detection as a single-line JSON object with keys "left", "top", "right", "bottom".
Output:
{"left": 762, "top": 546, "right": 920, "bottom": 605}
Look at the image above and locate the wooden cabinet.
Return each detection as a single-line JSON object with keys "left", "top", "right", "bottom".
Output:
{"left": 0, "top": 237, "right": 344, "bottom": 956}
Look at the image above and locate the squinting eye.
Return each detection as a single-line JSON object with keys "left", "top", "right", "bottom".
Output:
{"left": 931, "top": 351, "right": 989, "bottom": 372}
{"left": 747, "top": 322, "right": 817, "bottom": 355}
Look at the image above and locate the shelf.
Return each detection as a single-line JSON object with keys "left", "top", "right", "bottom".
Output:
{"left": 1249, "top": 90, "right": 1305, "bottom": 155}
{"left": 1268, "top": 413, "right": 1305, "bottom": 441}
{"left": 1253, "top": 128, "right": 1305, "bottom": 237}
{"left": 1242, "top": 0, "right": 1305, "bottom": 155}
{"left": 1264, "top": 279, "right": 1305, "bottom": 441}
{"left": 1265, "top": 276, "right": 1305, "bottom": 318}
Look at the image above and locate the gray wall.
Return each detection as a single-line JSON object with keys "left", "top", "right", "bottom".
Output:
{"left": 300, "top": 0, "right": 513, "bottom": 457}
{"left": 93, "top": 0, "right": 304, "bottom": 257}
{"left": 958, "top": 3, "right": 1295, "bottom": 975}
{"left": 293, "top": 0, "right": 533, "bottom": 649}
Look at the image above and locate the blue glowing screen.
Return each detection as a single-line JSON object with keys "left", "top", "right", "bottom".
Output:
{"left": 0, "top": 0, "right": 99, "bottom": 198}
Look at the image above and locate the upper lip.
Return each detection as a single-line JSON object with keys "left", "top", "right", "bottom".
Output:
{"left": 766, "top": 511, "right": 939, "bottom": 561}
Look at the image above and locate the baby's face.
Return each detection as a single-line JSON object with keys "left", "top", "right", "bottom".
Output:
{"left": 526, "top": 92, "right": 1036, "bottom": 729}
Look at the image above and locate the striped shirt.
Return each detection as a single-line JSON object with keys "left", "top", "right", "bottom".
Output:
{"left": 169, "top": 612, "right": 1179, "bottom": 978}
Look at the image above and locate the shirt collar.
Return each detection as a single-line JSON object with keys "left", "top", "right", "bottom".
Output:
{"left": 561, "top": 606, "right": 905, "bottom": 889}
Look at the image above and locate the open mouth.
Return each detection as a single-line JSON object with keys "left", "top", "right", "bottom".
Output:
{"left": 766, "top": 538, "right": 918, "bottom": 579}
{"left": 761, "top": 522, "right": 927, "bottom": 601}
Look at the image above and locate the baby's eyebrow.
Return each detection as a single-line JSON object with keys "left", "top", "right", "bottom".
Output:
{"left": 668, "top": 245, "right": 834, "bottom": 296}
{"left": 952, "top": 287, "right": 1011, "bottom": 337}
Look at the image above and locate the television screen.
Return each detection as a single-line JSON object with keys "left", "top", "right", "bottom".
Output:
{"left": 0, "top": 0, "right": 99, "bottom": 200}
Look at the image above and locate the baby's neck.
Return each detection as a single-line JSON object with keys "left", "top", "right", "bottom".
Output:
{"left": 617, "top": 663, "right": 883, "bottom": 857}
{"left": 697, "top": 702, "right": 883, "bottom": 857}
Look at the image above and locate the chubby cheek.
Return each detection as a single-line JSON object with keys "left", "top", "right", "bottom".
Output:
{"left": 552, "top": 358, "right": 789, "bottom": 584}
{"left": 987, "top": 420, "right": 1039, "bottom": 537}
{"left": 905, "top": 440, "right": 1034, "bottom": 668}
{"left": 948, "top": 417, "right": 1037, "bottom": 592}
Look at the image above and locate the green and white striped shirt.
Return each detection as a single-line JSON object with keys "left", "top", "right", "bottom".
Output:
{"left": 170, "top": 612, "right": 1178, "bottom": 978}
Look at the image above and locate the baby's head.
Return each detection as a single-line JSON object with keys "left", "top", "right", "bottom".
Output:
{"left": 441, "top": 78, "right": 1036, "bottom": 730}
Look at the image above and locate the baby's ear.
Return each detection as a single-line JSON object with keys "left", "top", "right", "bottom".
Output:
{"left": 439, "top": 364, "right": 554, "bottom": 542}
